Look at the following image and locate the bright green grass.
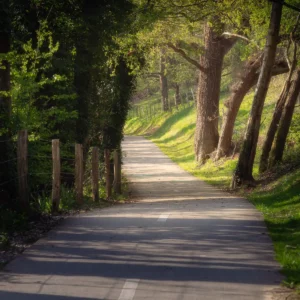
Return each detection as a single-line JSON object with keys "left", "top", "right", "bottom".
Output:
{"left": 124, "top": 75, "right": 300, "bottom": 291}
{"left": 248, "top": 170, "right": 300, "bottom": 290}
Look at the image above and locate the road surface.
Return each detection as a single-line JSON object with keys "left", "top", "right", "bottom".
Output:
{"left": 0, "top": 136, "right": 283, "bottom": 299}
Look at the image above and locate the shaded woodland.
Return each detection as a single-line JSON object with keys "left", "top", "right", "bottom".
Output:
{"left": 0, "top": 0, "right": 136, "bottom": 223}
{"left": 1, "top": 0, "right": 300, "bottom": 224}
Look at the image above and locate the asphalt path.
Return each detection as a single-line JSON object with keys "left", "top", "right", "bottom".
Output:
{"left": 0, "top": 135, "right": 283, "bottom": 299}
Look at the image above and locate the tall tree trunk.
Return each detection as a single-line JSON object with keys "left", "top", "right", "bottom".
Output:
{"left": 74, "top": 43, "right": 91, "bottom": 174}
{"left": 175, "top": 83, "right": 181, "bottom": 106}
{"left": 259, "top": 65, "right": 297, "bottom": 172}
{"left": 0, "top": 4, "right": 12, "bottom": 195}
{"left": 269, "top": 69, "right": 300, "bottom": 166}
{"left": 231, "top": 2, "right": 283, "bottom": 188}
{"left": 194, "top": 22, "right": 235, "bottom": 163}
{"left": 113, "top": 148, "right": 121, "bottom": 194}
{"left": 160, "top": 49, "right": 169, "bottom": 111}
{"left": 74, "top": 45, "right": 90, "bottom": 145}
{"left": 216, "top": 55, "right": 262, "bottom": 160}
{"left": 260, "top": 21, "right": 299, "bottom": 173}
{"left": 216, "top": 55, "right": 288, "bottom": 161}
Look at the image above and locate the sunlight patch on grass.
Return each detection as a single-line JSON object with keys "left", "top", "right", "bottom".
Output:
{"left": 247, "top": 170, "right": 300, "bottom": 290}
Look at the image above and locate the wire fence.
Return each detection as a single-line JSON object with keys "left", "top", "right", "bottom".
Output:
{"left": 0, "top": 131, "right": 118, "bottom": 211}
{"left": 128, "top": 89, "right": 196, "bottom": 120}
{"left": 0, "top": 137, "right": 75, "bottom": 189}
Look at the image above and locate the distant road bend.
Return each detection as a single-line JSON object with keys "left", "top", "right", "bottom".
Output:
{"left": 0, "top": 135, "right": 283, "bottom": 299}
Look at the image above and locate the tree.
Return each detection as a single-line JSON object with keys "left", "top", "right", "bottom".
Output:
{"left": 0, "top": 0, "right": 13, "bottom": 195}
{"left": 160, "top": 48, "right": 169, "bottom": 111}
{"left": 216, "top": 52, "right": 288, "bottom": 160}
{"left": 194, "top": 20, "right": 236, "bottom": 163}
{"left": 259, "top": 15, "right": 300, "bottom": 173}
{"left": 130, "top": 0, "right": 272, "bottom": 163}
{"left": 0, "top": 0, "right": 136, "bottom": 207}
{"left": 270, "top": 68, "right": 300, "bottom": 166}
{"left": 124, "top": 2, "right": 237, "bottom": 162}
{"left": 216, "top": 54, "right": 263, "bottom": 160}
{"left": 232, "top": 0, "right": 283, "bottom": 187}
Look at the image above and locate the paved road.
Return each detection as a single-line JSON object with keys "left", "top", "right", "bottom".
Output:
{"left": 0, "top": 136, "right": 283, "bottom": 299}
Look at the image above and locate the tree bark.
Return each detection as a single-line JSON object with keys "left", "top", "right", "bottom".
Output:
{"left": 194, "top": 22, "right": 236, "bottom": 163}
{"left": 51, "top": 139, "right": 61, "bottom": 212}
{"left": 113, "top": 149, "right": 121, "bottom": 194}
{"left": 0, "top": 6, "right": 12, "bottom": 195}
{"left": 216, "top": 54, "right": 289, "bottom": 161}
{"left": 216, "top": 55, "right": 262, "bottom": 160}
{"left": 160, "top": 49, "right": 169, "bottom": 111}
{"left": 259, "top": 68, "right": 296, "bottom": 173}
{"left": 231, "top": 1, "right": 283, "bottom": 188}
{"left": 105, "top": 149, "right": 112, "bottom": 199}
{"left": 269, "top": 69, "right": 300, "bottom": 166}
{"left": 175, "top": 83, "right": 181, "bottom": 106}
{"left": 74, "top": 43, "right": 90, "bottom": 145}
{"left": 259, "top": 19, "right": 299, "bottom": 173}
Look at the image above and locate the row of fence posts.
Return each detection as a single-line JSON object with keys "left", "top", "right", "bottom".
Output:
{"left": 129, "top": 89, "right": 196, "bottom": 120}
{"left": 16, "top": 130, "right": 121, "bottom": 212}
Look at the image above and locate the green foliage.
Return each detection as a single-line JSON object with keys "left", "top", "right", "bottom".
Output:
{"left": 0, "top": 22, "right": 77, "bottom": 137}
{"left": 0, "top": 208, "right": 29, "bottom": 233}
{"left": 0, "top": 0, "right": 136, "bottom": 238}
{"left": 59, "top": 186, "right": 77, "bottom": 211}
{"left": 0, "top": 233, "right": 10, "bottom": 251}
{"left": 34, "top": 191, "right": 52, "bottom": 214}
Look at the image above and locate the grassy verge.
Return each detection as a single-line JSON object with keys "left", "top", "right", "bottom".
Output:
{"left": 247, "top": 170, "right": 300, "bottom": 289}
{"left": 124, "top": 80, "right": 300, "bottom": 291}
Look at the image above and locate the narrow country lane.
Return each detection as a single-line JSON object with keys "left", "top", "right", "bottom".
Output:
{"left": 0, "top": 136, "right": 283, "bottom": 300}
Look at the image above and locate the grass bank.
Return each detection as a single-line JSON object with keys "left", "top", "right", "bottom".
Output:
{"left": 124, "top": 80, "right": 300, "bottom": 291}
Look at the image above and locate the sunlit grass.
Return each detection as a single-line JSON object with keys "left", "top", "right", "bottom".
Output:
{"left": 247, "top": 170, "right": 300, "bottom": 291}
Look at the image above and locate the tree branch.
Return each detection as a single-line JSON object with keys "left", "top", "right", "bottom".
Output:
{"left": 269, "top": 0, "right": 300, "bottom": 12}
{"left": 284, "top": 13, "right": 300, "bottom": 70}
{"left": 221, "top": 32, "right": 260, "bottom": 49}
{"left": 167, "top": 42, "right": 206, "bottom": 72}
{"left": 143, "top": 72, "right": 161, "bottom": 78}
{"left": 222, "top": 71, "right": 232, "bottom": 77}
{"left": 222, "top": 32, "right": 250, "bottom": 43}
{"left": 283, "top": 1, "right": 300, "bottom": 12}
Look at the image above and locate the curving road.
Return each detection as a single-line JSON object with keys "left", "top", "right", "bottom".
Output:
{"left": 0, "top": 136, "right": 283, "bottom": 299}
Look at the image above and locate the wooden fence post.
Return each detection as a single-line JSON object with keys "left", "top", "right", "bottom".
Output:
{"left": 91, "top": 147, "right": 99, "bottom": 202}
{"left": 104, "top": 149, "right": 112, "bottom": 199}
{"left": 51, "top": 139, "right": 60, "bottom": 212}
{"left": 17, "top": 130, "right": 29, "bottom": 210}
{"left": 113, "top": 149, "right": 121, "bottom": 194}
{"left": 75, "top": 144, "right": 84, "bottom": 204}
